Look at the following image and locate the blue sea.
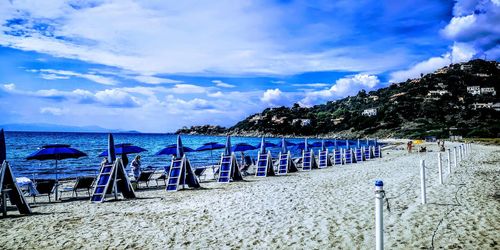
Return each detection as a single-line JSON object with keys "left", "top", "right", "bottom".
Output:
{"left": 4, "top": 131, "right": 376, "bottom": 180}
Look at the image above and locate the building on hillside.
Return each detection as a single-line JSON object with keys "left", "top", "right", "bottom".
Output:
{"left": 467, "top": 86, "right": 481, "bottom": 95}
{"left": 389, "top": 92, "right": 407, "bottom": 101}
{"left": 332, "top": 117, "right": 344, "bottom": 125}
{"left": 472, "top": 102, "right": 493, "bottom": 110}
{"left": 460, "top": 64, "right": 472, "bottom": 70}
{"left": 292, "top": 119, "right": 311, "bottom": 126}
{"left": 481, "top": 87, "right": 496, "bottom": 96}
{"left": 427, "top": 90, "right": 450, "bottom": 97}
{"left": 435, "top": 82, "right": 448, "bottom": 89}
{"left": 493, "top": 103, "right": 500, "bottom": 112}
{"left": 271, "top": 115, "right": 285, "bottom": 124}
{"left": 368, "top": 95, "right": 379, "bottom": 101}
{"left": 475, "top": 73, "right": 490, "bottom": 77}
{"left": 362, "top": 108, "right": 377, "bottom": 117}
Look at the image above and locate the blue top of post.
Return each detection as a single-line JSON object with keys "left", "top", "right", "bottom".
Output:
{"left": 375, "top": 180, "right": 384, "bottom": 187}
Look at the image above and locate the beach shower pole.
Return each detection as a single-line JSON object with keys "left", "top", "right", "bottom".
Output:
{"left": 437, "top": 152, "right": 443, "bottom": 185}
{"left": 447, "top": 149, "right": 451, "bottom": 175}
{"left": 453, "top": 147, "right": 458, "bottom": 168}
{"left": 459, "top": 145, "right": 463, "bottom": 161}
{"left": 375, "top": 180, "right": 384, "bottom": 250}
{"left": 420, "top": 160, "right": 427, "bottom": 204}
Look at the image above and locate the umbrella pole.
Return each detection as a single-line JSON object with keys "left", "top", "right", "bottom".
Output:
{"left": 55, "top": 159, "right": 59, "bottom": 201}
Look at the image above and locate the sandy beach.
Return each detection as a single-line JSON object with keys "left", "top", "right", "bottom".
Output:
{"left": 1, "top": 142, "right": 499, "bottom": 249}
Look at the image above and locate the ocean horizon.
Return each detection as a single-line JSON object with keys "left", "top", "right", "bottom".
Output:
{"left": 4, "top": 131, "right": 373, "bottom": 180}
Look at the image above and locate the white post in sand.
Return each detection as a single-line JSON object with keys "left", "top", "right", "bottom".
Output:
{"left": 453, "top": 147, "right": 458, "bottom": 168}
{"left": 375, "top": 180, "right": 384, "bottom": 250}
{"left": 459, "top": 145, "right": 463, "bottom": 161}
{"left": 437, "top": 152, "right": 443, "bottom": 185}
{"left": 420, "top": 160, "right": 427, "bottom": 204}
{"left": 447, "top": 149, "right": 451, "bottom": 175}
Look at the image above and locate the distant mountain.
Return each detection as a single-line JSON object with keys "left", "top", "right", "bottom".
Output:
{"left": 0, "top": 123, "right": 140, "bottom": 133}
{"left": 178, "top": 59, "right": 500, "bottom": 138}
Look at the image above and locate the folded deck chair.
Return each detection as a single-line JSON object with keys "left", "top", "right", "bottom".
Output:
{"left": 155, "top": 166, "right": 170, "bottom": 186}
{"left": 194, "top": 167, "right": 208, "bottom": 182}
{"left": 31, "top": 179, "right": 56, "bottom": 203}
{"left": 135, "top": 171, "right": 155, "bottom": 189}
{"left": 60, "top": 176, "right": 95, "bottom": 198}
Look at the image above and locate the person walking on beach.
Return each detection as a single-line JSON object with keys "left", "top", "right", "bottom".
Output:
{"left": 407, "top": 141, "right": 413, "bottom": 153}
{"left": 131, "top": 155, "right": 141, "bottom": 179}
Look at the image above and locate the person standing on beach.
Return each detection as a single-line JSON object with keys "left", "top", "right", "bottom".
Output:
{"left": 131, "top": 155, "right": 141, "bottom": 179}
{"left": 407, "top": 141, "right": 413, "bottom": 153}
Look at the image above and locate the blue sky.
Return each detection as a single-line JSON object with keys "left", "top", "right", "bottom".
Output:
{"left": 0, "top": 0, "right": 498, "bottom": 132}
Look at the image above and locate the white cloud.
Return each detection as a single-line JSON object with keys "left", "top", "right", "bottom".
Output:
{"left": 169, "top": 84, "right": 208, "bottom": 94}
{"left": 0, "top": 0, "right": 410, "bottom": 76}
{"left": 260, "top": 88, "right": 291, "bottom": 107}
{"left": 40, "top": 107, "right": 66, "bottom": 116}
{"left": 299, "top": 74, "right": 379, "bottom": 106}
{"left": 212, "top": 80, "right": 235, "bottom": 88}
{"left": 389, "top": 43, "right": 475, "bottom": 82}
{"left": 3, "top": 83, "right": 16, "bottom": 91}
{"left": 30, "top": 69, "right": 118, "bottom": 85}
{"left": 291, "top": 83, "right": 329, "bottom": 88}
{"left": 133, "top": 75, "right": 182, "bottom": 84}
{"left": 442, "top": 0, "right": 500, "bottom": 59}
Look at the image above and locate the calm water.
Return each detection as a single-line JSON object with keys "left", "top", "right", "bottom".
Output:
{"left": 4, "top": 131, "right": 376, "bottom": 179}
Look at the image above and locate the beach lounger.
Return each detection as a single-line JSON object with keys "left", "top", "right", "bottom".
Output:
{"left": 59, "top": 176, "right": 95, "bottom": 198}
{"left": 155, "top": 166, "right": 170, "bottom": 186}
{"left": 31, "top": 179, "right": 56, "bottom": 203}
{"left": 194, "top": 167, "right": 208, "bottom": 182}
{"left": 134, "top": 171, "right": 155, "bottom": 188}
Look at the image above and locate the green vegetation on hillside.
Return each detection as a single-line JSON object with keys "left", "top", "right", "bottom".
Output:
{"left": 177, "top": 59, "right": 500, "bottom": 138}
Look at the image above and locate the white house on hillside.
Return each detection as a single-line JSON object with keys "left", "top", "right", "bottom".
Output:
{"left": 467, "top": 86, "right": 481, "bottom": 95}
{"left": 481, "top": 87, "right": 496, "bottom": 96}
{"left": 362, "top": 108, "right": 377, "bottom": 117}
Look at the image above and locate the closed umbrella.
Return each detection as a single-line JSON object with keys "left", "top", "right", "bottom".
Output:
{"left": 0, "top": 129, "right": 5, "bottom": 165}
{"left": 26, "top": 144, "right": 87, "bottom": 200}
{"left": 107, "top": 134, "right": 116, "bottom": 163}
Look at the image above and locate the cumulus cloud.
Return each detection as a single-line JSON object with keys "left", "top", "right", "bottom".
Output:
{"left": 389, "top": 43, "right": 475, "bottom": 82}
{"left": 261, "top": 88, "right": 291, "bottom": 107}
{"left": 442, "top": 0, "right": 500, "bottom": 59}
{"left": 212, "top": 80, "right": 235, "bottom": 88}
{"left": 169, "top": 84, "right": 208, "bottom": 94}
{"left": 3, "top": 83, "right": 15, "bottom": 91}
{"left": 299, "top": 74, "right": 380, "bottom": 106}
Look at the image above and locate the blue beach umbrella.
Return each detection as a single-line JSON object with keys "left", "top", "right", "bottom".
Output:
{"left": 312, "top": 140, "right": 335, "bottom": 149}
{"left": 256, "top": 140, "right": 277, "bottom": 152}
{"left": 293, "top": 138, "right": 311, "bottom": 152}
{"left": 156, "top": 144, "right": 194, "bottom": 157}
{"left": 196, "top": 141, "right": 226, "bottom": 167}
{"left": 0, "top": 129, "right": 6, "bottom": 165}
{"left": 196, "top": 142, "right": 225, "bottom": 152}
{"left": 98, "top": 143, "right": 147, "bottom": 157}
{"left": 26, "top": 144, "right": 87, "bottom": 200}
{"left": 231, "top": 143, "right": 257, "bottom": 152}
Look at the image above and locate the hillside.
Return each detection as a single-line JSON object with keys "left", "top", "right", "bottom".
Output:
{"left": 178, "top": 59, "right": 500, "bottom": 138}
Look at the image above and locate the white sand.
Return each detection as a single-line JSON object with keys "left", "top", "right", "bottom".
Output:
{"left": 1, "top": 142, "right": 499, "bottom": 249}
